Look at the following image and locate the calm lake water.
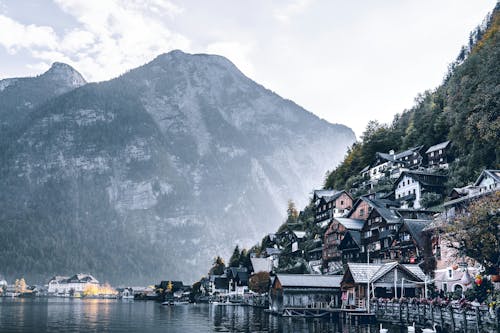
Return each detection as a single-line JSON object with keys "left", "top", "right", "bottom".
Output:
{"left": 0, "top": 298, "right": 409, "bottom": 333}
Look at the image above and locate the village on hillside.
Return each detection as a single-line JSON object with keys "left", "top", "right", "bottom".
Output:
{"left": 0, "top": 140, "right": 498, "bottom": 330}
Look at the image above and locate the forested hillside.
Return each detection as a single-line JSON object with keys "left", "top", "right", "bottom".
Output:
{"left": 325, "top": 3, "right": 500, "bottom": 191}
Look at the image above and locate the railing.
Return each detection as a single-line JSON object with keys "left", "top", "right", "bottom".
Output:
{"left": 371, "top": 300, "right": 499, "bottom": 332}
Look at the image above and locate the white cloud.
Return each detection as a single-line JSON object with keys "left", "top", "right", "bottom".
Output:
{"left": 274, "top": 0, "right": 314, "bottom": 23}
{"left": 0, "top": 15, "right": 58, "bottom": 53}
{"left": 0, "top": 0, "right": 190, "bottom": 81}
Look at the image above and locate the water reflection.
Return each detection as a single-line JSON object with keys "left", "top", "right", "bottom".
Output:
{"left": 0, "top": 299, "right": 410, "bottom": 333}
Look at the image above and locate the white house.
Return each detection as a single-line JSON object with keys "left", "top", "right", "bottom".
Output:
{"left": 394, "top": 171, "right": 446, "bottom": 209}
{"left": 47, "top": 274, "right": 99, "bottom": 295}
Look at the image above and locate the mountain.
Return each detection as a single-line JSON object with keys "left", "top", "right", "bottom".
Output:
{"left": 325, "top": 3, "right": 500, "bottom": 192}
{"left": 0, "top": 63, "right": 86, "bottom": 148}
{"left": 0, "top": 50, "right": 355, "bottom": 284}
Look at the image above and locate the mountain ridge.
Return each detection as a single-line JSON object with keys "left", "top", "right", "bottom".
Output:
{"left": 0, "top": 50, "right": 355, "bottom": 284}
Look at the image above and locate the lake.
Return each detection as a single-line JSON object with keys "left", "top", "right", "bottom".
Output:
{"left": 0, "top": 298, "right": 408, "bottom": 332}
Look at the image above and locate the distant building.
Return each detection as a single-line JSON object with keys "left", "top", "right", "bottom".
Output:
{"left": 426, "top": 141, "right": 452, "bottom": 169}
{"left": 368, "top": 146, "right": 424, "bottom": 184}
{"left": 47, "top": 274, "right": 99, "bottom": 295}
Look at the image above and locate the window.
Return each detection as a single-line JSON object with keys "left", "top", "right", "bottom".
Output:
{"left": 413, "top": 189, "right": 416, "bottom": 195}
{"left": 430, "top": 152, "right": 434, "bottom": 157}
{"left": 413, "top": 159, "right": 417, "bottom": 164}
{"left": 443, "top": 283, "right": 448, "bottom": 292}
{"left": 360, "top": 209, "right": 365, "bottom": 217}
{"left": 340, "top": 200, "right": 344, "bottom": 206}
{"left": 439, "top": 149, "right": 443, "bottom": 155}
{"left": 447, "top": 269, "right": 453, "bottom": 279}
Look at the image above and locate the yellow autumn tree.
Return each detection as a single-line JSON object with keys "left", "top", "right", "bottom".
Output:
{"left": 82, "top": 284, "right": 99, "bottom": 297}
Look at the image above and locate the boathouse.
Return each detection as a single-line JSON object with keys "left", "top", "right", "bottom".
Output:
{"left": 341, "top": 262, "right": 425, "bottom": 309}
{"left": 270, "top": 274, "right": 342, "bottom": 315}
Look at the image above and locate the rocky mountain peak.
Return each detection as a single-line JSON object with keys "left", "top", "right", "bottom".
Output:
{"left": 43, "top": 62, "right": 86, "bottom": 88}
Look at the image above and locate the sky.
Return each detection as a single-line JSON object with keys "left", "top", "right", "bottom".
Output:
{"left": 0, "top": 0, "right": 496, "bottom": 137}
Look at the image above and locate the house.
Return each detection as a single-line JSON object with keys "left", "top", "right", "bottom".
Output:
{"left": 323, "top": 217, "right": 364, "bottom": 273}
{"left": 269, "top": 274, "right": 342, "bottom": 314}
{"left": 360, "top": 198, "right": 402, "bottom": 263}
{"left": 368, "top": 146, "right": 424, "bottom": 183}
{"left": 426, "top": 141, "right": 451, "bottom": 169}
{"left": 47, "top": 274, "right": 99, "bottom": 295}
{"left": 341, "top": 262, "right": 425, "bottom": 309}
{"left": 226, "top": 267, "right": 249, "bottom": 294}
{"left": 389, "top": 219, "right": 432, "bottom": 264}
{"left": 433, "top": 266, "right": 480, "bottom": 295}
{"left": 394, "top": 171, "right": 446, "bottom": 209}
{"left": 443, "top": 169, "right": 500, "bottom": 220}
{"left": 313, "top": 190, "right": 353, "bottom": 227}
{"left": 0, "top": 276, "right": 7, "bottom": 289}
{"left": 339, "top": 230, "right": 364, "bottom": 264}
{"left": 209, "top": 275, "right": 229, "bottom": 295}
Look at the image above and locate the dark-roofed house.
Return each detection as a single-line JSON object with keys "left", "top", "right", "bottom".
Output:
{"left": 323, "top": 217, "right": 365, "bottom": 273}
{"left": 314, "top": 190, "right": 353, "bottom": 227}
{"left": 339, "top": 230, "right": 364, "bottom": 264}
{"left": 270, "top": 274, "right": 342, "bottom": 314}
{"left": 394, "top": 171, "right": 446, "bottom": 209}
{"left": 368, "top": 146, "right": 424, "bottom": 184}
{"left": 426, "top": 141, "right": 452, "bottom": 169}
{"left": 226, "top": 267, "right": 249, "bottom": 294}
{"left": 341, "top": 262, "right": 425, "bottom": 309}
{"left": 360, "top": 198, "right": 403, "bottom": 262}
{"left": 390, "top": 219, "right": 432, "bottom": 265}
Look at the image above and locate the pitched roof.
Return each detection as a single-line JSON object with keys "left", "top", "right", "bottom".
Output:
{"left": 339, "top": 230, "right": 361, "bottom": 249}
{"left": 375, "top": 146, "right": 423, "bottom": 164}
{"left": 402, "top": 219, "right": 432, "bottom": 248}
{"left": 394, "top": 171, "right": 446, "bottom": 189}
{"left": 345, "top": 262, "right": 425, "bottom": 284}
{"left": 293, "top": 231, "right": 306, "bottom": 239}
{"left": 276, "top": 274, "right": 342, "bottom": 288}
{"left": 474, "top": 169, "right": 500, "bottom": 186}
{"left": 366, "top": 197, "right": 401, "bottom": 224}
{"left": 313, "top": 189, "right": 339, "bottom": 200}
{"left": 334, "top": 218, "right": 365, "bottom": 230}
{"left": 425, "top": 141, "right": 451, "bottom": 153}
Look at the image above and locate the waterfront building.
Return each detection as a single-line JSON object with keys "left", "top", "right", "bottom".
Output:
{"left": 341, "top": 262, "right": 425, "bottom": 309}
{"left": 269, "top": 274, "right": 342, "bottom": 314}
{"left": 47, "top": 274, "right": 99, "bottom": 295}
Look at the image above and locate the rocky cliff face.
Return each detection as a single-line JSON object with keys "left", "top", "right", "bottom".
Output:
{"left": 0, "top": 50, "right": 355, "bottom": 284}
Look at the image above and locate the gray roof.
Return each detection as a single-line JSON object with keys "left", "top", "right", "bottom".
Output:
{"left": 425, "top": 141, "right": 451, "bottom": 154}
{"left": 345, "top": 262, "right": 425, "bottom": 284}
{"left": 293, "top": 231, "right": 306, "bottom": 239}
{"left": 276, "top": 274, "right": 342, "bottom": 288}
{"left": 403, "top": 265, "right": 427, "bottom": 281}
{"left": 474, "top": 169, "right": 500, "bottom": 186}
{"left": 376, "top": 146, "right": 423, "bottom": 164}
{"left": 402, "top": 219, "right": 432, "bottom": 248}
{"left": 335, "top": 218, "right": 365, "bottom": 231}
{"left": 313, "top": 189, "right": 338, "bottom": 199}
{"left": 366, "top": 198, "right": 401, "bottom": 224}
{"left": 339, "top": 230, "right": 361, "bottom": 248}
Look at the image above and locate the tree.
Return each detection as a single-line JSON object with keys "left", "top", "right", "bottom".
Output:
{"left": 229, "top": 246, "right": 241, "bottom": 267}
{"left": 249, "top": 271, "right": 270, "bottom": 294}
{"left": 167, "top": 281, "right": 173, "bottom": 292}
{"left": 209, "top": 256, "right": 226, "bottom": 275}
{"left": 14, "top": 278, "right": 27, "bottom": 293}
{"left": 238, "top": 248, "right": 252, "bottom": 272}
{"left": 286, "top": 200, "right": 299, "bottom": 224}
{"left": 445, "top": 192, "right": 500, "bottom": 273}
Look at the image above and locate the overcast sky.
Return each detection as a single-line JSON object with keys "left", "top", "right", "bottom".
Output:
{"left": 0, "top": 0, "right": 496, "bottom": 137}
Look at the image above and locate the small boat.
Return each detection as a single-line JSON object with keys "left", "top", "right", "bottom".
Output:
{"left": 161, "top": 301, "right": 173, "bottom": 306}
{"left": 173, "top": 301, "right": 189, "bottom": 305}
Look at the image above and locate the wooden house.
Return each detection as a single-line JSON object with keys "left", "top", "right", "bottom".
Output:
{"left": 341, "top": 262, "right": 425, "bottom": 309}
{"left": 368, "top": 146, "right": 424, "bottom": 183}
{"left": 270, "top": 274, "right": 342, "bottom": 315}
{"left": 323, "top": 217, "right": 364, "bottom": 273}
{"left": 339, "top": 230, "right": 364, "bottom": 264}
{"left": 389, "top": 219, "right": 431, "bottom": 264}
{"left": 313, "top": 190, "right": 353, "bottom": 227}
{"left": 394, "top": 171, "right": 446, "bottom": 209}
{"left": 360, "top": 199, "right": 402, "bottom": 263}
{"left": 426, "top": 140, "right": 451, "bottom": 169}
